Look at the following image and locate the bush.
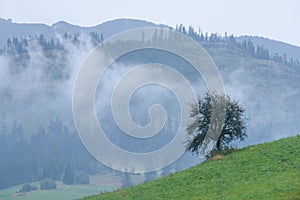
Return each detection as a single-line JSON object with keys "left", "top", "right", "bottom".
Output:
{"left": 40, "top": 179, "right": 56, "bottom": 190}
{"left": 19, "top": 183, "right": 37, "bottom": 193}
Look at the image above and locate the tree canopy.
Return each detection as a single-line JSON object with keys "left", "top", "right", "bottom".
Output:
{"left": 186, "top": 93, "right": 247, "bottom": 156}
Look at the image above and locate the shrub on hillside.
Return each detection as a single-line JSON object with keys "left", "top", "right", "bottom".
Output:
{"left": 40, "top": 179, "right": 56, "bottom": 190}
{"left": 19, "top": 183, "right": 37, "bottom": 193}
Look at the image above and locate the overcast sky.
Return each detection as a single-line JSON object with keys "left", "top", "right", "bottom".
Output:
{"left": 1, "top": 0, "right": 299, "bottom": 46}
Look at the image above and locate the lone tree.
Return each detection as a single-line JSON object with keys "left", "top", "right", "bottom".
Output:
{"left": 186, "top": 93, "right": 247, "bottom": 156}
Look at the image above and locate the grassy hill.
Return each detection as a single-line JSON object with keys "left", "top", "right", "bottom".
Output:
{"left": 84, "top": 135, "right": 300, "bottom": 200}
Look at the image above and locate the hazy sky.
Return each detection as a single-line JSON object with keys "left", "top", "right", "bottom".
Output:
{"left": 1, "top": 0, "right": 299, "bottom": 46}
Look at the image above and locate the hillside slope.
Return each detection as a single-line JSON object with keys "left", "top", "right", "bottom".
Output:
{"left": 84, "top": 135, "right": 300, "bottom": 200}
{"left": 236, "top": 35, "right": 300, "bottom": 61}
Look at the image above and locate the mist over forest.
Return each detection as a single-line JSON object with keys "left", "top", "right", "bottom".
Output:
{"left": 0, "top": 18, "right": 299, "bottom": 190}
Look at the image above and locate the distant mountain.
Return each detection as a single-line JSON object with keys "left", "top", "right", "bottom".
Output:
{"left": 0, "top": 18, "right": 163, "bottom": 48}
{"left": 51, "top": 18, "right": 162, "bottom": 37}
{"left": 1, "top": 17, "right": 300, "bottom": 61}
{"left": 51, "top": 21, "right": 83, "bottom": 34}
{"left": 0, "top": 18, "right": 54, "bottom": 48}
{"left": 89, "top": 18, "right": 164, "bottom": 39}
{"left": 236, "top": 35, "right": 300, "bottom": 61}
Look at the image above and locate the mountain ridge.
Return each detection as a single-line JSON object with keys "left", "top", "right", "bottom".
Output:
{"left": 0, "top": 17, "right": 162, "bottom": 48}
{"left": 236, "top": 35, "right": 300, "bottom": 60}
{"left": 1, "top": 17, "right": 300, "bottom": 54}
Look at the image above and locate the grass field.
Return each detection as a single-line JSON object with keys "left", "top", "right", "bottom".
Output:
{"left": 84, "top": 135, "right": 300, "bottom": 200}
{"left": 0, "top": 182, "right": 116, "bottom": 200}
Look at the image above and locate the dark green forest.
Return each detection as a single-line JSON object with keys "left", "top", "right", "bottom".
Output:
{"left": 0, "top": 118, "right": 107, "bottom": 189}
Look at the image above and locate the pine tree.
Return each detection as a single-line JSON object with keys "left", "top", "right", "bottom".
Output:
{"left": 62, "top": 163, "right": 74, "bottom": 185}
